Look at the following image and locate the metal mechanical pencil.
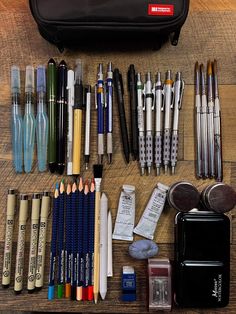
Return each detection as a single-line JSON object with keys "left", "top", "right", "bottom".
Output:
{"left": 96, "top": 64, "right": 105, "bottom": 164}
{"left": 154, "top": 72, "right": 163, "bottom": 175}
{"left": 136, "top": 73, "right": 146, "bottom": 175}
{"left": 23, "top": 65, "right": 35, "bottom": 173}
{"left": 171, "top": 72, "right": 184, "bottom": 174}
{"left": 106, "top": 62, "right": 113, "bottom": 164}
{"left": 163, "top": 70, "right": 173, "bottom": 174}
{"left": 144, "top": 72, "right": 154, "bottom": 174}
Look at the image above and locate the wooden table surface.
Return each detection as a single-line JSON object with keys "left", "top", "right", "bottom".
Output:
{"left": 0, "top": 0, "right": 236, "bottom": 312}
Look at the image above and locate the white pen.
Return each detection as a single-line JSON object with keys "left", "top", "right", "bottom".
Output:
{"left": 107, "top": 210, "right": 113, "bottom": 277}
{"left": 163, "top": 70, "right": 174, "bottom": 174}
{"left": 144, "top": 72, "right": 154, "bottom": 175}
{"left": 171, "top": 72, "right": 184, "bottom": 174}
{"left": 27, "top": 193, "right": 41, "bottom": 292}
{"left": 67, "top": 70, "right": 75, "bottom": 175}
{"left": 154, "top": 72, "right": 163, "bottom": 175}
{"left": 100, "top": 193, "right": 108, "bottom": 300}
{"left": 84, "top": 86, "right": 92, "bottom": 169}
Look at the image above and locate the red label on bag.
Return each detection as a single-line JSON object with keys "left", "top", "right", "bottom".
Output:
{"left": 148, "top": 4, "right": 174, "bottom": 16}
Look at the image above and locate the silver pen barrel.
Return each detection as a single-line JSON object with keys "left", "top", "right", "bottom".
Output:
{"left": 145, "top": 72, "right": 154, "bottom": 175}
{"left": 207, "top": 61, "right": 215, "bottom": 178}
{"left": 163, "top": 70, "right": 173, "bottom": 174}
{"left": 171, "top": 72, "right": 184, "bottom": 174}
{"left": 155, "top": 72, "right": 163, "bottom": 175}
{"left": 137, "top": 73, "right": 146, "bottom": 175}
{"left": 200, "top": 64, "right": 209, "bottom": 178}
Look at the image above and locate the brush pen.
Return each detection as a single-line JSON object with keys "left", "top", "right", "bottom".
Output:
{"left": 200, "top": 64, "right": 209, "bottom": 178}
{"left": 213, "top": 60, "right": 223, "bottom": 182}
{"left": 27, "top": 193, "right": 41, "bottom": 292}
{"left": 136, "top": 73, "right": 146, "bottom": 175}
{"left": 11, "top": 66, "right": 23, "bottom": 173}
{"left": 207, "top": 60, "right": 215, "bottom": 178}
{"left": 113, "top": 69, "right": 130, "bottom": 163}
{"left": 195, "top": 62, "right": 202, "bottom": 178}
{"left": 128, "top": 65, "right": 139, "bottom": 160}
{"left": 163, "top": 70, "right": 173, "bottom": 174}
{"left": 57, "top": 181, "right": 65, "bottom": 298}
{"left": 48, "top": 183, "right": 59, "bottom": 300}
{"left": 144, "top": 72, "right": 154, "bottom": 174}
{"left": 106, "top": 62, "right": 113, "bottom": 164}
{"left": 47, "top": 59, "right": 57, "bottom": 173}
{"left": 100, "top": 193, "right": 108, "bottom": 300}
{"left": 65, "top": 183, "right": 72, "bottom": 298}
{"left": 96, "top": 64, "right": 105, "bottom": 164}
{"left": 77, "top": 177, "right": 84, "bottom": 301}
{"left": 67, "top": 70, "right": 75, "bottom": 176}
{"left": 154, "top": 72, "right": 163, "bottom": 175}
{"left": 93, "top": 164, "right": 103, "bottom": 304}
{"left": 71, "top": 182, "right": 78, "bottom": 300}
{"left": 82, "top": 181, "right": 89, "bottom": 300}
{"left": 2, "top": 189, "right": 16, "bottom": 288}
{"left": 171, "top": 72, "right": 184, "bottom": 174}
{"left": 35, "top": 192, "right": 50, "bottom": 290}
{"left": 14, "top": 194, "right": 28, "bottom": 293}
{"left": 88, "top": 179, "right": 95, "bottom": 301}
{"left": 73, "top": 59, "right": 83, "bottom": 176}
{"left": 84, "top": 86, "right": 92, "bottom": 169}
{"left": 36, "top": 65, "right": 48, "bottom": 172}
{"left": 57, "top": 60, "right": 67, "bottom": 175}
{"left": 23, "top": 65, "right": 35, "bottom": 173}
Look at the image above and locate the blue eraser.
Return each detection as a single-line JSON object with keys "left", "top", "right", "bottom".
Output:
{"left": 122, "top": 266, "right": 136, "bottom": 302}
{"left": 48, "top": 286, "right": 54, "bottom": 300}
{"left": 129, "top": 239, "right": 158, "bottom": 260}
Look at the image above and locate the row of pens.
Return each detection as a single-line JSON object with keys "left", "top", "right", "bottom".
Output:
{"left": 11, "top": 58, "right": 185, "bottom": 177}
{"left": 2, "top": 164, "right": 111, "bottom": 302}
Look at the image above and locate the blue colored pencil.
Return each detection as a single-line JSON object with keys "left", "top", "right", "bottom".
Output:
{"left": 71, "top": 182, "right": 77, "bottom": 300}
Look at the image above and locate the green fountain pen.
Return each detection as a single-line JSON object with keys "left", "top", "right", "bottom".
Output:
{"left": 47, "top": 58, "right": 57, "bottom": 173}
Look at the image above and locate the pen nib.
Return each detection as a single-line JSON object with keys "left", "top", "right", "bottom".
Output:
{"left": 85, "top": 163, "right": 88, "bottom": 170}
{"left": 141, "top": 167, "right": 145, "bottom": 176}
{"left": 107, "top": 154, "right": 112, "bottom": 164}
{"left": 156, "top": 167, "right": 161, "bottom": 176}
{"left": 172, "top": 166, "right": 175, "bottom": 175}
{"left": 164, "top": 165, "right": 168, "bottom": 174}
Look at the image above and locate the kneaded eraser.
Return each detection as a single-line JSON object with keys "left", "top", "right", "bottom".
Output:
{"left": 129, "top": 239, "right": 158, "bottom": 259}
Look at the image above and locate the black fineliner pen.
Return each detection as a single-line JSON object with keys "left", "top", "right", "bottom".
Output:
{"left": 128, "top": 65, "right": 139, "bottom": 161}
{"left": 113, "top": 68, "right": 130, "bottom": 163}
{"left": 57, "top": 60, "right": 68, "bottom": 175}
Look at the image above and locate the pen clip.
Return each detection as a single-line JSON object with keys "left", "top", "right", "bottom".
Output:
{"left": 170, "top": 85, "right": 174, "bottom": 109}
{"left": 178, "top": 80, "right": 185, "bottom": 109}
{"left": 119, "top": 73, "right": 124, "bottom": 95}
{"left": 104, "top": 83, "right": 107, "bottom": 108}
{"left": 94, "top": 84, "right": 97, "bottom": 109}
{"left": 152, "top": 87, "right": 155, "bottom": 110}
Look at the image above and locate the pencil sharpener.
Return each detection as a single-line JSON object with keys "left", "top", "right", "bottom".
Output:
{"left": 148, "top": 259, "right": 172, "bottom": 311}
{"left": 121, "top": 266, "right": 136, "bottom": 302}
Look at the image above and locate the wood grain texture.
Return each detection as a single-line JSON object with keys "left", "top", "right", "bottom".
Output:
{"left": 0, "top": 0, "right": 236, "bottom": 313}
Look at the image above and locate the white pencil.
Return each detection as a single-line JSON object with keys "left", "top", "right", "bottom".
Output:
{"left": 107, "top": 210, "right": 113, "bottom": 277}
{"left": 99, "top": 193, "right": 108, "bottom": 300}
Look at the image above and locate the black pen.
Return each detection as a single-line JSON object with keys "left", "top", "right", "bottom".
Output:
{"left": 113, "top": 68, "right": 130, "bottom": 163}
{"left": 57, "top": 60, "right": 67, "bottom": 175}
{"left": 128, "top": 65, "right": 139, "bottom": 160}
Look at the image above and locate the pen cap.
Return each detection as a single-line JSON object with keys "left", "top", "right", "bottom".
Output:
{"left": 75, "top": 59, "right": 83, "bottom": 83}
{"left": 7, "top": 189, "right": 16, "bottom": 217}
{"left": 40, "top": 192, "right": 50, "bottom": 218}
{"left": 31, "top": 193, "right": 41, "bottom": 220}
{"left": 37, "top": 65, "right": 46, "bottom": 93}
{"left": 19, "top": 194, "right": 28, "bottom": 222}
{"left": 11, "top": 66, "right": 20, "bottom": 94}
{"left": 25, "top": 65, "right": 35, "bottom": 93}
{"left": 47, "top": 58, "right": 57, "bottom": 100}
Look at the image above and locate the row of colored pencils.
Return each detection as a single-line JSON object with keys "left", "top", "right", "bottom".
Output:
{"left": 48, "top": 179, "right": 95, "bottom": 301}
